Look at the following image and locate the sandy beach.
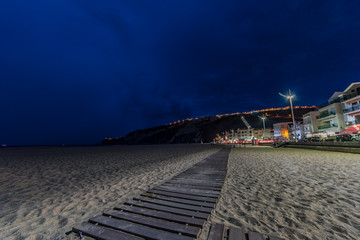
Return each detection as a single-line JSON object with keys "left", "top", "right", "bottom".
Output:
{"left": 1, "top": 145, "right": 360, "bottom": 240}
{"left": 0, "top": 145, "right": 220, "bottom": 240}
{"left": 204, "top": 147, "right": 360, "bottom": 240}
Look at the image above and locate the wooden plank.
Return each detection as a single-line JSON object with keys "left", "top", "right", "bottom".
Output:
{"left": 146, "top": 189, "right": 217, "bottom": 203}
{"left": 167, "top": 180, "right": 223, "bottom": 187}
{"left": 174, "top": 177, "right": 225, "bottom": 182}
{"left": 141, "top": 193, "right": 215, "bottom": 208}
{"left": 72, "top": 222, "right": 144, "bottom": 240}
{"left": 90, "top": 215, "right": 193, "bottom": 240}
{"left": 123, "top": 200, "right": 210, "bottom": 219}
{"left": 154, "top": 186, "right": 219, "bottom": 198}
{"left": 133, "top": 197, "right": 213, "bottom": 213}
{"left": 162, "top": 183, "right": 222, "bottom": 191}
{"left": 207, "top": 223, "right": 225, "bottom": 240}
{"left": 104, "top": 210, "right": 201, "bottom": 238}
{"left": 174, "top": 174, "right": 225, "bottom": 179}
{"left": 171, "top": 178, "right": 224, "bottom": 184}
{"left": 116, "top": 205, "right": 206, "bottom": 227}
{"left": 248, "top": 231, "right": 266, "bottom": 240}
{"left": 228, "top": 226, "right": 246, "bottom": 240}
{"left": 163, "top": 182, "right": 223, "bottom": 189}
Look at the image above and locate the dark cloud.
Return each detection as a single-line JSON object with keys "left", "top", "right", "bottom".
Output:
{"left": 1, "top": 0, "right": 360, "bottom": 145}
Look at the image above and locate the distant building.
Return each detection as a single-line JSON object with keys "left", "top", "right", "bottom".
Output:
{"left": 303, "top": 111, "right": 320, "bottom": 137}
{"left": 316, "top": 91, "right": 346, "bottom": 136}
{"left": 253, "top": 128, "right": 272, "bottom": 139}
{"left": 338, "top": 82, "right": 360, "bottom": 126}
{"left": 273, "top": 122, "right": 292, "bottom": 139}
{"left": 236, "top": 128, "right": 253, "bottom": 140}
{"left": 222, "top": 127, "right": 273, "bottom": 141}
{"left": 288, "top": 122, "right": 305, "bottom": 140}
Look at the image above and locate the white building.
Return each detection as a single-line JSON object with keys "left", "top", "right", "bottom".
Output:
{"left": 273, "top": 122, "right": 292, "bottom": 139}
{"left": 288, "top": 122, "right": 305, "bottom": 140}
{"left": 317, "top": 92, "right": 346, "bottom": 136}
{"left": 303, "top": 111, "right": 320, "bottom": 137}
{"left": 338, "top": 82, "right": 360, "bottom": 127}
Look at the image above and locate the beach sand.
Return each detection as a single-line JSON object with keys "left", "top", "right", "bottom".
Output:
{"left": 1, "top": 145, "right": 360, "bottom": 240}
{"left": 202, "top": 147, "right": 360, "bottom": 240}
{"left": 0, "top": 145, "right": 220, "bottom": 240}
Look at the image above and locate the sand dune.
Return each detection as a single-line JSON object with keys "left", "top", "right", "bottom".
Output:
{"left": 0, "top": 145, "right": 220, "bottom": 240}
{"left": 207, "top": 147, "right": 360, "bottom": 240}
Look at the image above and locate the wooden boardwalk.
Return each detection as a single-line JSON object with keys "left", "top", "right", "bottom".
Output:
{"left": 73, "top": 149, "right": 230, "bottom": 239}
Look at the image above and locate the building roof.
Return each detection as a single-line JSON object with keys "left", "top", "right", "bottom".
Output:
{"left": 343, "top": 82, "right": 360, "bottom": 93}
{"left": 328, "top": 91, "right": 343, "bottom": 102}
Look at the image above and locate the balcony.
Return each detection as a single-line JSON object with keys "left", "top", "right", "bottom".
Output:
{"left": 343, "top": 105, "right": 360, "bottom": 114}
{"left": 341, "top": 91, "right": 360, "bottom": 102}
{"left": 318, "top": 123, "right": 338, "bottom": 130}
{"left": 316, "top": 111, "right": 336, "bottom": 119}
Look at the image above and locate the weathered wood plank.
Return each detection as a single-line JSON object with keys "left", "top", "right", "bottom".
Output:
{"left": 161, "top": 183, "right": 222, "bottom": 191}
{"left": 146, "top": 189, "right": 217, "bottom": 203}
{"left": 174, "top": 174, "right": 225, "bottom": 179}
{"left": 141, "top": 193, "right": 215, "bottom": 208}
{"left": 133, "top": 197, "right": 213, "bottom": 213}
{"left": 116, "top": 205, "right": 206, "bottom": 227}
{"left": 248, "top": 231, "right": 266, "bottom": 240}
{"left": 89, "top": 215, "right": 193, "bottom": 240}
{"left": 172, "top": 177, "right": 225, "bottom": 182}
{"left": 123, "top": 200, "right": 210, "bottom": 219}
{"left": 173, "top": 177, "right": 225, "bottom": 182}
{"left": 207, "top": 223, "right": 225, "bottom": 240}
{"left": 167, "top": 180, "right": 223, "bottom": 187}
{"left": 154, "top": 186, "right": 219, "bottom": 198}
{"left": 73, "top": 222, "right": 144, "bottom": 240}
{"left": 228, "top": 226, "right": 246, "bottom": 240}
{"left": 103, "top": 210, "right": 201, "bottom": 238}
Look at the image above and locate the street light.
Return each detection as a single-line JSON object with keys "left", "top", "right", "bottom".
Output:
{"left": 279, "top": 90, "right": 297, "bottom": 142}
{"left": 258, "top": 115, "right": 266, "bottom": 139}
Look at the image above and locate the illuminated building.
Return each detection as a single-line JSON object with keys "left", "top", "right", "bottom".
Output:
{"left": 303, "top": 111, "right": 320, "bottom": 137}
{"left": 316, "top": 92, "right": 346, "bottom": 136}
{"left": 339, "top": 82, "right": 360, "bottom": 127}
{"left": 273, "top": 122, "right": 291, "bottom": 139}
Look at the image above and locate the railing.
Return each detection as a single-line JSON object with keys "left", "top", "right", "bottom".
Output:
{"left": 318, "top": 123, "right": 338, "bottom": 130}
{"left": 341, "top": 92, "right": 360, "bottom": 101}
{"left": 316, "top": 111, "right": 336, "bottom": 119}
{"left": 343, "top": 105, "right": 360, "bottom": 113}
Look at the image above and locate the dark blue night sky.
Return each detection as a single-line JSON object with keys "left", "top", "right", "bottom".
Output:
{"left": 1, "top": 0, "right": 360, "bottom": 145}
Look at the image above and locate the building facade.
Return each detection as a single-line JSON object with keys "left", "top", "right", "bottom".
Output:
{"left": 303, "top": 111, "right": 320, "bottom": 137}
{"left": 317, "top": 101, "right": 345, "bottom": 136}
{"left": 288, "top": 122, "right": 305, "bottom": 140}
{"left": 339, "top": 82, "right": 360, "bottom": 126}
{"left": 273, "top": 122, "right": 292, "bottom": 139}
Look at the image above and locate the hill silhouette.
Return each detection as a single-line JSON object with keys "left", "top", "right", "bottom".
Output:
{"left": 102, "top": 106, "right": 316, "bottom": 145}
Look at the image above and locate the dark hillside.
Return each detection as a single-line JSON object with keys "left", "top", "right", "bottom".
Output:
{"left": 102, "top": 106, "right": 316, "bottom": 145}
